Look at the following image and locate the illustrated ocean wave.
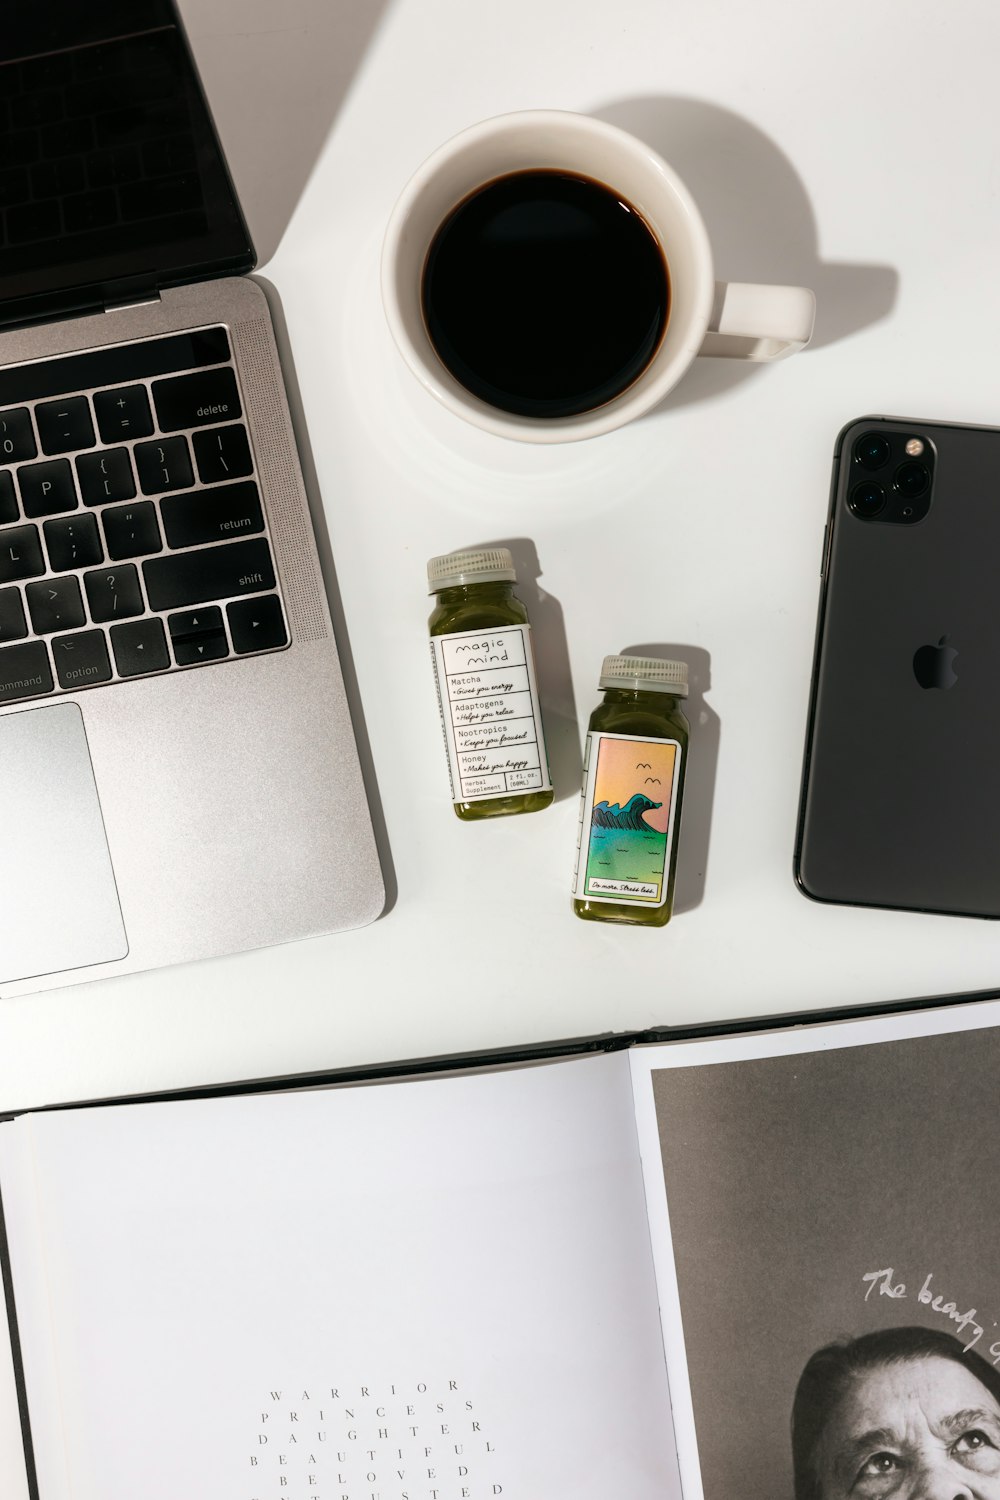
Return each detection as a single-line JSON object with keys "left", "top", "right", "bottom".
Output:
{"left": 591, "top": 792, "right": 663, "bottom": 831}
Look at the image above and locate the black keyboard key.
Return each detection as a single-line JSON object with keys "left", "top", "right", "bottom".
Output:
{"left": 168, "top": 606, "right": 222, "bottom": 636}
{"left": 143, "top": 538, "right": 275, "bottom": 612}
{"left": 63, "top": 188, "right": 118, "bottom": 235}
{"left": 228, "top": 594, "right": 288, "bottom": 655}
{"left": 0, "top": 641, "right": 53, "bottom": 703}
{"left": 36, "top": 396, "right": 96, "bottom": 455}
{"left": 5, "top": 132, "right": 40, "bottom": 168}
{"left": 0, "top": 167, "right": 31, "bottom": 208}
{"left": 0, "top": 407, "right": 36, "bottom": 462}
{"left": 0, "top": 588, "right": 27, "bottom": 643}
{"left": 162, "top": 480, "right": 264, "bottom": 550}
{"left": 0, "top": 525, "right": 45, "bottom": 583}
{"left": 134, "top": 436, "right": 193, "bottom": 494}
{"left": 77, "top": 447, "right": 136, "bottom": 506}
{"left": 31, "top": 156, "right": 86, "bottom": 198}
{"left": 26, "top": 575, "right": 85, "bottom": 635}
{"left": 193, "top": 423, "right": 253, "bottom": 485}
{"left": 0, "top": 472, "right": 17, "bottom": 524}
{"left": 152, "top": 366, "right": 241, "bottom": 432}
{"left": 18, "top": 458, "right": 77, "bottom": 517}
{"left": 41, "top": 117, "right": 93, "bottom": 158}
{"left": 102, "top": 501, "right": 161, "bottom": 561}
{"left": 93, "top": 384, "right": 153, "bottom": 443}
{"left": 87, "top": 145, "right": 143, "bottom": 190}
{"left": 11, "top": 90, "right": 62, "bottom": 130}
{"left": 43, "top": 512, "right": 103, "bottom": 572}
{"left": 7, "top": 200, "right": 61, "bottom": 244}
{"left": 51, "top": 630, "right": 112, "bottom": 690}
{"left": 84, "top": 564, "right": 144, "bottom": 623}
{"left": 110, "top": 617, "right": 169, "bottom": 678}
{"left": 0, "top": 329, "right": 230, "bottom": 407}
{"left": 168, "top": 606, "right": 228, "bottom": 665}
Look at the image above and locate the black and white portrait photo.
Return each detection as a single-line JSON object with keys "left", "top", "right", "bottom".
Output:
{"left": 650, "top": 1022, "right": 1000, "bottom": 1500}
{"left": 792, "top": 1326, "right": 1000, "bottom": 1498}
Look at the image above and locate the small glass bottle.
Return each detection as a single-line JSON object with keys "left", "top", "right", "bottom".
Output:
{"left": 572, "top": 655, "right": 689, "bottom": 926}
{"left": 427, "top": 547, "right": 554, "bottom": 821}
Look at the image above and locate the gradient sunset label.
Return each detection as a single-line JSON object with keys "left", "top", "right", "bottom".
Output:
{"left": 572, "top": 733, "right": 682, "bottom": 905}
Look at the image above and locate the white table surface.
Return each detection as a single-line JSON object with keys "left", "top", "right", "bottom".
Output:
{"left": 3, "top": 0, "right": 1000, "bottom": 1113}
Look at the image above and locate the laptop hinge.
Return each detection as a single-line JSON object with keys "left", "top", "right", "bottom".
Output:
{"left": 102, "top": 276, "right": 162, "bottom": 314}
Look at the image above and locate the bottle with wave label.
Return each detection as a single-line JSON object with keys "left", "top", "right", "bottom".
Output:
{"left": 573, "top": 655, "right": 689, "bottom": 925}
{"left": 428, "top": 548, "right": 553, "bottom": 820}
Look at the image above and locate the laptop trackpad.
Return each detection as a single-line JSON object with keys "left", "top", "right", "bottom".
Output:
{"left": 0, "top": 703, "right": 127, "bottom": 985}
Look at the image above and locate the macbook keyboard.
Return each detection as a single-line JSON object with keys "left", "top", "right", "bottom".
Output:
{"left": 0, "top": 324, "right": 288, "bottom": 705}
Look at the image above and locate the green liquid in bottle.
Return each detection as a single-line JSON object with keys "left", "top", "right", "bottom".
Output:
{"left": 428, "top": 550, "right": 554, "bottom": 821}
{"left": 573, "top": 658, "right": 689, "bottom": 926}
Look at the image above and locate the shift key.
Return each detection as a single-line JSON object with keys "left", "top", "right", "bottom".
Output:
{"left": 143, "top": 538, "right": 275, "bottom": 611}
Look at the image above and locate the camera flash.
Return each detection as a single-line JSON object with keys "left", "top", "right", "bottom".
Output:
{"left": 905, "top": 438, "right": 925, "bottom": 457}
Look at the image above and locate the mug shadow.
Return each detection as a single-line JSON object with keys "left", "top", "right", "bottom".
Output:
{"left": 478, "top": 538, "right": 582, "bottom": 803}
{"left": 619, "top": 642, "right": 719, "bottom": 914}
{"left": 593, "top": 96, "right": 899, "bottom": 414}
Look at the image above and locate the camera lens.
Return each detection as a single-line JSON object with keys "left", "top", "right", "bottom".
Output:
{"left": 849, "top": 481, "right": 887, "bottom": 518}
{"left": 855, "top": 433, "right": 891, "bottom": 470}
{"left": 894, "top": 460, "right": 930, "bottom": 498}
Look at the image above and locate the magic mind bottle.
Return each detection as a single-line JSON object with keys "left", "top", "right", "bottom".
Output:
{"left": 427, "top": 547, "right": 554, "bottom": 821}
{"left": 572, "top": 654, "right": 689, "bottom": 926}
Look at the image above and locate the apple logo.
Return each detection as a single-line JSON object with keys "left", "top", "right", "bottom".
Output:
{"left": 913, "top": 635, "right": 959, "bottom": 690}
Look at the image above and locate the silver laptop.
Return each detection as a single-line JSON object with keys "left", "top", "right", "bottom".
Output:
{"left": 0, "top": 0, "right": 384, "bottom": 995}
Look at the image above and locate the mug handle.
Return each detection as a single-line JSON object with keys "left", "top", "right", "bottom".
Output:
{"left": 698, "top": 281, "right": 816, "bottom": 360}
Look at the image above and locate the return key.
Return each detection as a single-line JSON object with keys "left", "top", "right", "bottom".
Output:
{"left": 161, "top": 481, "right": 264, "bottom": 550}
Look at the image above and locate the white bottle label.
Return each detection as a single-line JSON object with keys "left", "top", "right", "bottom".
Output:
{"left": 429, "top": 624, "right": 552, "bottom": 802}
{"left": 572, "top": 731, "right": 683, "bottom": 906}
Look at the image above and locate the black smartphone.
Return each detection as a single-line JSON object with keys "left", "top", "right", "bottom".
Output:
{"left": 795, "top": 414, "right": 1000, "bottom": 918}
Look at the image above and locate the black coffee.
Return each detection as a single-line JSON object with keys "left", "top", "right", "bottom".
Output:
{"left": 421, "top": 169, "right": 670, "bottom": 420}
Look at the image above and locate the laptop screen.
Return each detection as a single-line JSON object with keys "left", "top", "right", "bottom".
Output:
{"left": 0, "top": 0, "right": 254, "bottom": 328}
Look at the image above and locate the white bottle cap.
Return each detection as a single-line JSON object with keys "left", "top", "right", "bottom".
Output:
{"left": 599, "top": 654, "right": 689, "bottom": 696}
{"left": 427, "top": 548, "right": 517, "bottom": 593}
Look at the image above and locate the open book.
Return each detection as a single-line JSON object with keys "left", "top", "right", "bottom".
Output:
{"left": 4, "top": 995, "right": 1000, "bottom": 1500}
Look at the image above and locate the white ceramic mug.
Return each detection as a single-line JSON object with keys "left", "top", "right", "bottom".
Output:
{"left": 381, "top": 110, "right": 816, "bottom": 444}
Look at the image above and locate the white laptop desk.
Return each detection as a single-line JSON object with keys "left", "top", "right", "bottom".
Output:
{"left": 2, "top": 0, "right": 999, "bottom": 1121}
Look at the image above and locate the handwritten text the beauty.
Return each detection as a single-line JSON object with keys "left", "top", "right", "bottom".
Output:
{"left": 863, "top": 1267, "right": 1000, "bottom": 1361}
